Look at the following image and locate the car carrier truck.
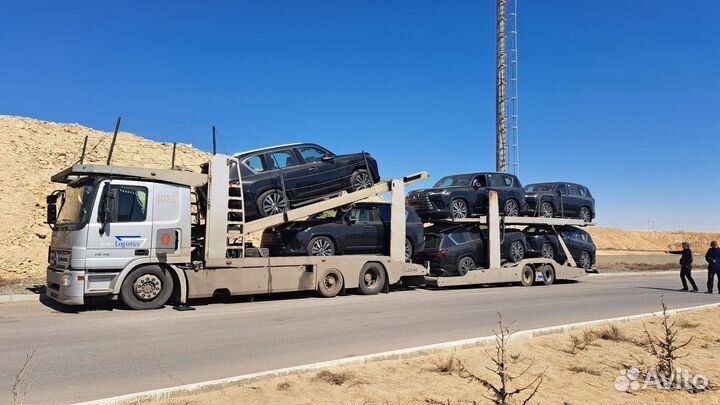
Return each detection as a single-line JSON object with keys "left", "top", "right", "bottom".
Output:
{"left": 45, "top": 152, "right": 591, "bottom": 310}
{"left": 45, "top": 154, "right": 429, "bottom": 309}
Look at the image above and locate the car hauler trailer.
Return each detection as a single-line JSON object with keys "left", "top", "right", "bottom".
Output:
{"left": 45, "top": 154, "right": 429, "bottom": 309}
{"left": 424, "top": 192, "right": 591, "bottom": 288}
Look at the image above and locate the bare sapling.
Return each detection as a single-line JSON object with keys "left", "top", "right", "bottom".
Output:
{"left": 10, "top": 346, "right": 37, "bottom": 405}
{"left": 457, "top": 312, "right": 545, "bottom": 405}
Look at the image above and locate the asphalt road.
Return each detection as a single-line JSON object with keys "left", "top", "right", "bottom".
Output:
{"left": 1, "top": 272, "right": 718, "bottom": 405}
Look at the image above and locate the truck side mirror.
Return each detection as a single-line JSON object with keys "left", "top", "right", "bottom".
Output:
{"left": 46, "top": 194, "right": 58, "bottom": 226}
{"left": 99, "top": 188, "right": 118, "bottom": 234}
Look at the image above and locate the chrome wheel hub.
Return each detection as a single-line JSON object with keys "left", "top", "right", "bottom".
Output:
{"left": 505, "top": 200, "right": 519, "bottom": 216}
{"left": 311, "top": 239, "right": 334, "bottom": 256}
{"left": 133, "top": 274, "right": 162, "bottom": 301}
{"left": 511, "top": 242, "right": 524, "bottom": 262}
{"left": 353, "top": 173, "right": 372, "bottom": 190}
{"left": 459, "top": 258, "right": 475, "bottom": 272}
{"left": 451, "top": 201, "right": 467, "bottom": 219}
{"left": 541, "top": 203, "right": 553, "bottom": 218}
{"left": 541, "top": 244, "right": 554, "bottom": 259}
{"left": 263, "top": 192, "right": 287, "bottom": 215}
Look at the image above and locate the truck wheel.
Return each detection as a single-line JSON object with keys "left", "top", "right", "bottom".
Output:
{"left": 350, "top": 169, "right": 373, "bottom": 191}
{"left": 541, "top": 265, "right": 555, "bottom": 286}
{"left": 358, "top": 262, "right": 386, "bottom": 295}
{"left": 120, "top": 266, "right": 174, "bottom": 310}
{"left": 317, "top": 268, "right": 343, "bottom": 297}
{"left": 520, "top": 265, "right": 535, "bottom": 287}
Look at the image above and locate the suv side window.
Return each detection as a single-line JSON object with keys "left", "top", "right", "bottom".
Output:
{"left": 266, "top": 150, "right": 299, "bottom": 170}
{"left": 99, "top": 185, "right": 148, "bottom": 223}
{"left": 502, "top": 175, "right": 514, "bottom": 187}
{"left": 298, "top": 146, "right": 329, "bottom": 163}
{"left": 488, "top": 174, "right": 506, "bottom": 187}
{"left": 449, "top": 229, "right": 471, "bottom": 244}
{"left": 243, "top": 155, "right": 265, "bottom": 172}
{"left": 568, "top": 184, "right": 580, "bottom": 196}
{"left": 556, "top": 184, "right": 568, "bottom": 194}
{"left": 358, "top": 206, "right": 380, "bottom": 222}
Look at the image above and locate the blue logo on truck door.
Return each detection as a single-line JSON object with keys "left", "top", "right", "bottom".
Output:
{"left": 114, "top": 235, "right": 145, "bottom": 248}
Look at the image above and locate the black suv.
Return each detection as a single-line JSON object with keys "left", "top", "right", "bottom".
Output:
{"left": 524, "top": 182, "right": 595, "bottom": 222}
{"left": 260, "top": 202, "right": 425, "bottom": 261}
{"left": 406, "top": 172, "right": 526, "bottom": 219}
{"left": 523, "top": 225, "right": 596, "bottom": 270}
{"left": 419, "top": 223, "right": 527, "bottom": 277}
{"left": 232, "top": 143, "right": 380, "bottom": 220}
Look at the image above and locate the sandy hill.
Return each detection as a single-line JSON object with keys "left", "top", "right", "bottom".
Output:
{"left": 586, "top": 228, "right": 720, "bottom": 253}
{"left": 0, "top": 116, "right": 210, "bottom": 282}
{"left": 0, "top": 116, "right": 718, "bottom": 284}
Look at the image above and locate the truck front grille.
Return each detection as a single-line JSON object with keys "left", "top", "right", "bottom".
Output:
{"left": 50, "top": 250, "right": 71, "bottom": 270}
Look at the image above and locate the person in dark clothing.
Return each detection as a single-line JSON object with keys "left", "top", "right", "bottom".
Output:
{"left": 668, "top": 242, "right": 698, "bottom": 292}
{"left": 705, "top": 241, "right": 720, "bottom": 294}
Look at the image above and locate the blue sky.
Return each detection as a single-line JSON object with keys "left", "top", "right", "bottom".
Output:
{"left": 2, "top": 1, "right": 719, "bottom": 231}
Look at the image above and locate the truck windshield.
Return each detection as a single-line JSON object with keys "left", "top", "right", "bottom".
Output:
{"left": 433, "top": 175, "right": 472, "bottom": 188}
{"left": 56, "top": 181, "right": 95, "bottom": 228}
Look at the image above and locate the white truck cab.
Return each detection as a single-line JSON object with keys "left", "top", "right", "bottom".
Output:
{"left": 46, "top": 174, "right": 192, "bottom": 306}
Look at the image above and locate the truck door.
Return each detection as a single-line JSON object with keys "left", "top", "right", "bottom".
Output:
{"left": 85, "top": 180, "right": 154, "bottom": 271}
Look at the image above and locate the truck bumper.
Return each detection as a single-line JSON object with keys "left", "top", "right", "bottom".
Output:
{"left": 46, "top": 268, "right": 85, "bottom": 305}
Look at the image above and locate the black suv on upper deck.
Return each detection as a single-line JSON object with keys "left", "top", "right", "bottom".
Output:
{"left": 524, "top": 182, "right": 595, "bottom": 222}
{"left": 232, "top": 143, "right": 380, "bottom": 220}
{"left": 406, "top": 172, "right": 526, "bottom": 219}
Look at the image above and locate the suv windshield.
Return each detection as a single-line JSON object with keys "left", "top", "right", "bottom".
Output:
{"left": 433, "top": 175, "right": 472, "bottom": 188}
{"left": 525, "top": 184, "right": 553, "bottom": 192}
{"left": 57, "top": 180, "right": 96, "bottom": 228}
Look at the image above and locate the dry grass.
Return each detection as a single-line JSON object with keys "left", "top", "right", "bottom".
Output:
{"left": 427, "top": 353, "right": 459, "bottom": 375}
{"left": 312, "top": 370, "right": 361, "bottom": 386}
{"left": 142, "top": 309, "right": 720, "bottom": 405}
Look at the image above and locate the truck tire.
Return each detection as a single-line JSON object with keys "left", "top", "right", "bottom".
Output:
{"left": 120, "top": 265, "right": 174, "bottom": 310}
{"left": 520, "top": 265, "right": 535, "bottom": 287}
{"left": 541, "top": 264, "right": 555, "bottom": 286}
{"left": 358, "top": 262, "right": 386, "bottom": 295}
{"left": 317, "top": 268, "right": 343, "bottom": 298}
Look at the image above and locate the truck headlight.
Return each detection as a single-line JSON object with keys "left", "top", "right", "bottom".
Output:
{"left": 61, "top": 274, "right": 72, "bottom": 287}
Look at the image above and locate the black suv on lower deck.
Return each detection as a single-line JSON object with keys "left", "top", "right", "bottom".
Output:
{"left": 406, "top": 172, "right": 526, "bottom": 219}
{"left": 231, "top": 143, "right": 380, "bottom": 220}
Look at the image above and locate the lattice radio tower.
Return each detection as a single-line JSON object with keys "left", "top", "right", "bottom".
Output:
{"left": 496, "top": 0, "right": 520, "bottom": 176}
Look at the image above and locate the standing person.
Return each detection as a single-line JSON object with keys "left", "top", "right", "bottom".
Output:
{"left": 705, "top": 241, "right": 720, "bottom": 294}
{"left": 667, "top": 242, "right": 698, "bottom": 292}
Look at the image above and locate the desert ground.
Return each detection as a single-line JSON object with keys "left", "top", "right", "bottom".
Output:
{"left": 148, "top": 306, "right": 720, "bottom": 405}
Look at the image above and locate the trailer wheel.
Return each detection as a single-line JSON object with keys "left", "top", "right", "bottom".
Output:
{"left": 120, "top": 265, "right": 174, "bottom": 310}
{"left": 317, "top": 268, "right": 343, "bottom": 298}
{"left": 520, "top": 265, "right": 535, "bottom": 287}
{"left": 358, "top": 262, "right": 386, "bottom": 295}
{"left": 541, "top": 265, "right": 555, "bottom": 286}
